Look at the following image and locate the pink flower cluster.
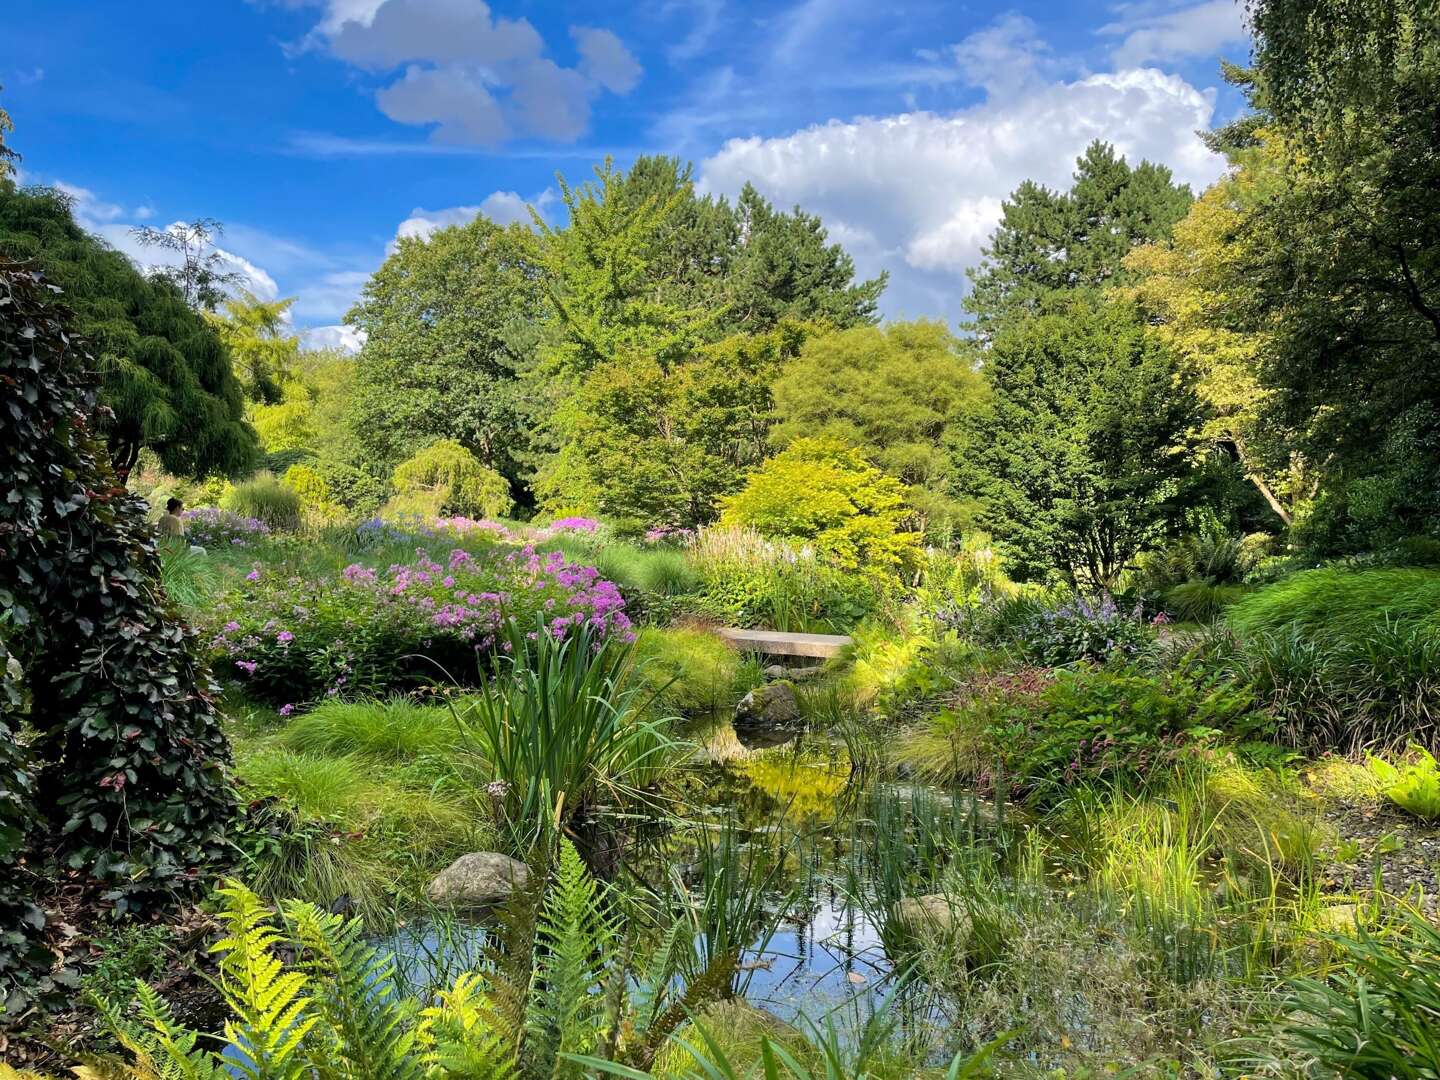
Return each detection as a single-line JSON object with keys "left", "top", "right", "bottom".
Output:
{"left": 434, "top": 517, "right": 514, "bottom": 541}
{"left": 546, "top": 516, "right": 600, "bottom": 534}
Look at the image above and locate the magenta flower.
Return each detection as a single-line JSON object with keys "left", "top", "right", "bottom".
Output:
{"left": 279, "top": 703, "right": 295, "bottom": 717}
{"left": 236, "top": 660, "right": 258, "bottom": 675}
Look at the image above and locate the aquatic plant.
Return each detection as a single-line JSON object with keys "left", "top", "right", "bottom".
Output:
{"left": 451, "top": 620, "right": 678, "bottom": 850}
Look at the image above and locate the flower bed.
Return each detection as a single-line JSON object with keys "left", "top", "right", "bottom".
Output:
{"left": 208, "top": 545, "right": 632, "bottom": 706}
{"left": 182, "top": 507, "right": 270, "bottom": 547}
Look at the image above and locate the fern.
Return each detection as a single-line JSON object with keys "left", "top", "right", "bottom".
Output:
{"left": 416, "top": 972, "right": 518, "bottom": 1079}
{"left": 526, "top": 839, "right": 616, "bottom": 1078}
{"left": 283, "top": 899, "right": 423, "bottom": 1080}
{"left": 211, "top": 882, "right": 316, "bottom": 1080}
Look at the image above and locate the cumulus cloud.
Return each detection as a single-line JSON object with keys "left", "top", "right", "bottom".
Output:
{"left": 393, "top": 188, "right": 554, "bottom": 245}
{"left": 287, "top": 0, "right": 641, "bottom": 145}
{"left": 300, "top": 324, "right": 368, "bottom": 353}
{"left": 1101, "top": 0, "right": 1249, "bottom": 66}
{"left": 950, "top": 13, "right": 1055, "bottom": 95}
{"left": 699, "top": 42, "right": 1225, "bottom": 321}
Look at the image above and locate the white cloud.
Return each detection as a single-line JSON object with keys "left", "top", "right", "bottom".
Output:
{"left": 1101, "top": 0, "right": 1249, "bottom": 66}
{"left": 375, "top": 64, "right": 509, "bottom": 145}
{"left": 950, "top": 13, "right": 1055, "bottom": 95}
{"left": 393, "top": 188, "right": 554, "bottom": 246}
{"left": 699, "top": 51, "right": 1225, "bottom": 322}
{"left": 287, "top": 0, "right": 641, "bottom": 145}
{"left": 573, "top": 27, "right": 642, "bottom": 94}
{"left": 300, "top": 324, "right": 367, "bottom": 353}
{"left": 54, "top": 181, "right": 125, "bottom": 223}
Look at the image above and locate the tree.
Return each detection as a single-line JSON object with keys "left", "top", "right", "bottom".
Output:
{"left": 1237, "top": 0, "right": 1440, "bottom": 548}
{"left": 0, "top": 84, "right": 18, "bottom": 183}
{"left": 723, "top": 183, "right": 885, "bottom": 333}
{"left": 389, "top": 439, "right": 513, "bottom": 519}
{"left": 530, "top": 161, "right": 723, "bottom": 522}
{"left": 0, "top": 259, "right": 235, "bottom": 939}
{"left": 210, "top": 291, "right": 300, "bottom": 404}
{"left": 770, "top": 321, "right": 988, "bottom": 537}
{"left": 348, "top": 215, "right": 545, "bottom": 500}
{"left": 0, "top": 186, "right": 255, "bottom": 480}
{"left": 965, "top": 297, "right": 1200, "bottom": 588}
{"left": 966, "top": 141, "right": 1193, "bottom": 338}
{"left": 130, "top": 218, "right": 244, "bottom": 312}
{"left": 720, "top": 438, "right": 920, "bottom": 577}
{"left": 1124, "top": 134, "right": 1303, "bottom": 527}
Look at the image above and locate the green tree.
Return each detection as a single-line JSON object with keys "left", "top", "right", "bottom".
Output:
{"left": 1124, "top": 134, "right": 1303, "bottom": 528}
{"left": 130, "top": 218, "right": 245, "bottom": 313}
{"left": 389, "top": 439, "right": 514, "bottom": 519}
{"left": 1238, "top": 0, "right": 1440, "bottom": 549}
{"left": 348, "top": 215, "right": 545, "bottom": 499}
{"left": 0, "top": 186, "right": 255, "bottom": 479}
{"left": 0, "top": 84, "right": 18, "bottom": 183}
{"left": 966, "top": 297, "right": 1200, "bottom": 588}
{"left": 770, "top": 320, "right": 988, "bottom": 537}
{"left": 210, "top": 291, "right": 300, "bottom": 403}
{"left": 966, "top": 141, "right": 1193, "bottom": 338}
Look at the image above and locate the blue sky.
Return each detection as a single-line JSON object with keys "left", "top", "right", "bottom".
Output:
{"left": 2, "top": 0, "right": 1253, "bottom": 348}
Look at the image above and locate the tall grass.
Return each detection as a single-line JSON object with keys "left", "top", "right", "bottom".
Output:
{"left": 157, "top": 543, "right": 223, "bottom": 610}
{"left": 631, "top": 626, "right": 742, "bottom": 719}
{"left": 452, "top": 620, "right": 681, "bottom": 850}
{"left": 281, "top": 696, "right": 460, "bottom": 759}
{"left": 221, "top": 471, "right": 303, "bottom": 531}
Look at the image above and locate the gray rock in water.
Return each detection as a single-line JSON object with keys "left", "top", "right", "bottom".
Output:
{"left": 426, "top": 852, "right": 530, "bottom": 907}
{"left": 735, "top": 681, "right": 801, "bottom": 728}
{"left": 891, "top": 894, "right": 971, "bottom": 939}
{"left": 763, "top": 663, "right": 824, "bottom": 682}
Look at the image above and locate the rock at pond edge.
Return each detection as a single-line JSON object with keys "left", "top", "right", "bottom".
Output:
{"left": 427, "top": 852, "right": 530, "bottom": 907}
{"left": 735, "top": 681, "right": 801, "bottom": 728}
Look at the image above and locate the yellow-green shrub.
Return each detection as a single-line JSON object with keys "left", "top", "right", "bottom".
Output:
{"left": 389, "top": 438, "right": 512, "bottom": 519}
{"left": 720, "top": 438, "right": 920, "bottom": 578}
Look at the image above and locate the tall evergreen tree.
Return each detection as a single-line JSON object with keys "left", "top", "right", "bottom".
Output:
{"left": 965, "top": 296, "right": 1200, "bottom": 587}
{"left": 0, "top": 186, "right": 255, "bottom": 480}
{"left": 966, "top": 141, "right": 1192, "bottom": 338}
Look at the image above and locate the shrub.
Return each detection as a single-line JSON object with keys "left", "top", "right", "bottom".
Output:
{"left": 720, "top": 438, "right": 920, "bottom": 578}
{"left": 181, "top": 506, "right": 271, "bottom": 547}
{"left": 208, "top": 545, "right": 633, "bottom": 705}
{"left": 902, "top": 663, "right": 1263, "bottom": 805}
{"left": 390, "top": 438, "right": 513, "bottom": 519}
{"left": 282, "top": 463, "right": 345, "bottom": 520}
{"left": 222, "top": 471, "right": 303, "bottom": 531}
{"left": 0, "top": 258, "right": 235, "bottom": 950}
{"left": 1139, "top": 523, "right": 1252, "bottom": 591}
{"left": 1368, "top": 747, "right": 1440, "bottom": 820}
{"left": 949, "top": 591, "right": 1158, "bottom": 666}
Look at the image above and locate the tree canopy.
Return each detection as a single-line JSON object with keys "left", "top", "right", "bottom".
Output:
{"left": 0, "top": 186, "right": 255, "bottom": 479}
{"left": 770, "top": 320, "right": 988, "bottom": 536}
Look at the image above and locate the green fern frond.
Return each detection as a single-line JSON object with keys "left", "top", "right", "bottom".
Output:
{"left": 527, "top": 839, "right": 616, "bottom": 1078}
{"left": 211, "top": 882, "right": 317, "bottom": 1080}
{"left": 282, "top": 899, "right": 423, "bottom": 1080}
{"left": 416, "top": 971, "right": 517, "bottom": 1079}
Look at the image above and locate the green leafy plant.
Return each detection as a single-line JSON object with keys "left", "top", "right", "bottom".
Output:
{"left": 452, "top": 620, "right": 679, "bottom": 850}
{"left": 720, "top": 438, "right": 920, "bottom": 579}
{"left": 0, "top": 260, "right": 235, "bottom": 960}
{"left": 1368, "top": 747, "right": 1440, "bottom": 820}
{"left": 389, "top": 438, "right": 514, "bottom": 520}
{"left": 1264, "top": 907, "right": 1440, "bottom": 1078}
{"left": 223, "top": 471, "right": 304, "bottom": 532}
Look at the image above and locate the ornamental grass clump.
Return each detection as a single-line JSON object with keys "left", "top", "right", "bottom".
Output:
{"left": 208, "top": 544, "right": 633, "bottom": 704}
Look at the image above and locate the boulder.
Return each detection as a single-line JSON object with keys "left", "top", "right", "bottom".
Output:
{"left": 735, "top": 681, "right": 801, "bottom": 728}
{"left": 763, "top": 663, "right": 823, "bottom": 682}
{"left": 426, "top": 852, "right": 530, "bottom": 907}
{"left": 891, "top": 893, "right": 971, "bottom": 939}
